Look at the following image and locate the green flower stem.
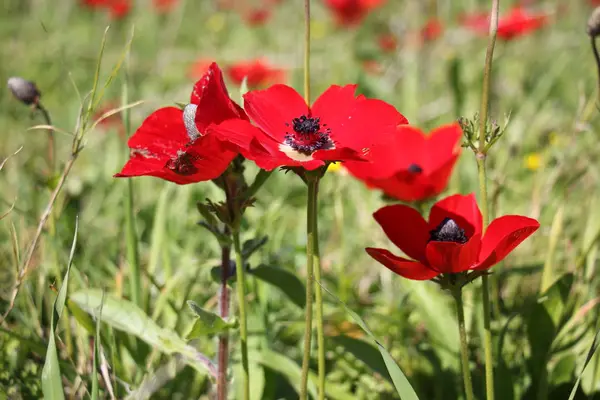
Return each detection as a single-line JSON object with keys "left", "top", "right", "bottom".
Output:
{"left": 233, "top": 231, "right": 249, "bottom": 400}
{"left": 477, "top": 1, "right": 500, "bottom": 399}
{"left": 311, "top": 176, "right": 325, "bottom": 400}
{"left": 300, "top": 176, "right": 318, "bottom": 399}
{"left": 453, "top": 288, "right": 475, "bottom": 400}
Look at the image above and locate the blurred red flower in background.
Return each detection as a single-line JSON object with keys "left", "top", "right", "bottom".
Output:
{"left": 153, "top": 0, "right": 178, "bottom": 13}
{"left": 243, "top": 8, "right": 271, "bottom": 26}
{"left": 421, "top": 18, "right": 443, "bottom": 42}
{"left": 324, "top": 0, "right": 386, "bottom": 26}
{"left": 366, "top": 193, "right": 540, "bottom": 280}
{"left": 115, "top": 63, "right": 247, "bottom": 184}
{"left": 226, "top": 59, "right": 286, "bottom": 87}
{"left": 377, "top": 33, "right": 397, "bottom": 53}
{"left": 211, "top": 84, "right": 407, "bottom": 170}
{"left": 188, "top": 59, "right": 216, "bottom": 80}
{"left": 462, "top": 7, "right": 548, "bottom": 40}
{"left": 82, "top": 0, "right": 131, "bottom": 18}
{"left": 345, "top": 124, "right": 462, "bottom": 202}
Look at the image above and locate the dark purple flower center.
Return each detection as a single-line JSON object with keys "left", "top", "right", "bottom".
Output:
{"left": 429, "top": 218, "right": 468, "bottom": 244}
{"left": 165, "top": 150, "right": 200, "bottom": 176}
{"left": 408, "top": 163, "right": 423, "bottom": 174}
{"left": 284, "top": 115, "right": 334, "bottom": 155}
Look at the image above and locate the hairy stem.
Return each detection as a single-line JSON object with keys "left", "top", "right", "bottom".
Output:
{"left": 477, "top": 1, "right": 499, "bottom": 399}
{"left": 217, "top": 231, "right": 231, "bottom": 400}
{"left": 311, "top": 177, "right": 325, "bottom": 399}
{"left": 233, "top": 232, "right": 249, "bottom": 400}
{"left": 300, "top": 177, "right": 318, "bottom": 399}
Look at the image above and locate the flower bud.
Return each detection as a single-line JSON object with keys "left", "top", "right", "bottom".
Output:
{"left": 7, "top": 77, "right": 41, "bottom": 105}
{"left": 587, "top": 7, "right": 600, "bottom": 38}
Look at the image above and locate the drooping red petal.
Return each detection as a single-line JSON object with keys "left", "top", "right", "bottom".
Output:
{"left": 190, "top": 62, "right": 247, "bottom": 132}
{"left": 475, "top": 215, "right": 540, "bottom": 270}
{"left": 425, "top": 234, "right": 481, "bottom": 274}
{"left": 115, "top": 108, "right": 235, "bottom": 184}
{"left": 373, "top": 204, "right": 429, "bottom": 264}
{"left": 243, "top": 84, "right": 308, "bottom": 143}
{"left": 366, "top": 248, "right": 439, "bottom": 280}
{"left": 428, "top": 193, "right": 483, "bottom": 238}
{"left": 368, "top": 170, "right": 437, "bottom": 203}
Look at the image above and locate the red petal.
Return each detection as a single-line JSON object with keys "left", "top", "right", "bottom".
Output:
{"left": 373, "top": 204, "right": 429, "bottom": 263}
{"left": 429, "top": 193, "right": 482, "bottom": 238}
{"left": 475, "top": 215, "right": 540, "bottom": 270}
{"left": 325, "top": 98, "right": 407, "bottom": 151}
{"left": 425, "top": 234, "right": 481, "bottom": 274}
{"left": 190, "top": 62, "right": 247, "bottom": 132}
{"left": 208, "top": 118, "right": 261, "bottom": 151}
{"left": 366, "top": 248, "right": 439, "bottom": 280}
{"left": 125, "top": 107, "right": 188, "bottom": 154}
{"left": 423, "top": 123, "right": 462, "bottom": 172}
{"left": 243, "top": 84, "right": 308, "bottom": 143}
{"left": 312, "top": 147, "right": 367, "bottom": 162}
{"left": 310, "top": 85, "right": 359, "bottom": 132}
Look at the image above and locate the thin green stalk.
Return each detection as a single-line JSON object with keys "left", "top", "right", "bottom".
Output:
{"left": 311, "top": 177, "right": 325, "bottom": 400}
{"left": 122, "top": 56, "right": 142, "bottom": 309}
{"left": 453, "top": 288, "right": 475, "bottom": 400}
{"left": 303, "top": 0, "right": 311, "bottom": 104}
{"left": 476, "top": 1, "right": 499, "bottom": 399}
{"left": 233, "top": 232, "right": 249, "bottom": 400}
{"left": 300, "top": 177, "right": 318, "bottom": 400}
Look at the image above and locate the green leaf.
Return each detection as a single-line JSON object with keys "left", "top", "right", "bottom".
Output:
{"left": 185, "top": 301, "right": 237, "bottom": 338}
{"left": 91, "top": 290, "right": 106, "bottom": 400}
{"left": 318, "top": 282, "right": 420, "bottom": 400}
{"left": 569, "top": 324, "right": 600, "bottom": 400}
{"left": 332, "top": 335, "right": 391, "bottom": 383}
{"left": 256, "top": 350, "right": 318, "bottom": 400}
{"left": 236, "top": 360, "right": 265, "bottom": 400}
{"left": 70, "top": 290, "right": 217, "bottom": 377}
{"left": 250, "top": 264, "right": 306, "bottom": 309}
{"left": 42, "top": 218, "right": 79, "bottom": 400}
{"left": 242, "top": 236, "right": 268, "bottom": 259}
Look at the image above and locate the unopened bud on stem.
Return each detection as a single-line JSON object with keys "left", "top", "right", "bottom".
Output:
{"left": 7, "top": 77, "right": 41, "bottom": 106}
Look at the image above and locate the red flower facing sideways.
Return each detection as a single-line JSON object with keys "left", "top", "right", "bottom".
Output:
{"left": 366, "top": 194, "right": 540, "bottom": 281}
{"left": 226, "top": 59, "right": 286, "bottom": 88}
{"left": 211, "top": 84, "right": 408, "bottom": 171}
{"left": 345, "top": 123, "right": 462, "bottom": 202}
{"left": 462, "top": 7, "right": 548, "bottom": 40}
{"left": 115, "top": 63, "right": 247, "bottom": 184}
{"left": 324, "top": 0, "right": 386, "bottom": 26}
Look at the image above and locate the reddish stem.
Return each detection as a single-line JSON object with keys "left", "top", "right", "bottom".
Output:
{"left": 217, "top": 230, "right": 231, "bottom": 400}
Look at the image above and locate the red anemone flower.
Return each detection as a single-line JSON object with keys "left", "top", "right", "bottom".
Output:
{"left": 82, "top": 0, "right": 131, "bottom": 18}
{"left": 366, "top": 193, "right": 540, "bottom": 280}
{"left": 462, "top": 7, "right": 548, "bottom": 40}
{"left": 226, "top": 59, "right": 286, "bottom": 88}
{"left": 377, "top": 33, "right": 398, "bottom": 53}
{"left": 211, "top": 84, "right": 407, "bottom": 170}
{"left": 324, "top": 0, "right": 386, "bottom": 26}
{"left": 345, "top": 124, "right": 462, "bottom": 202}
{"left": 115, "top": 63, "right": 247, "bottom": 184}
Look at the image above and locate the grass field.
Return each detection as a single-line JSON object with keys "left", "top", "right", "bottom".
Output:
{"left": 1, "top": 0, "right": 600, "bottom": 399}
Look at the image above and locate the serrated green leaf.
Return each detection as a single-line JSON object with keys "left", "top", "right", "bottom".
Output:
{"left": 250, "top": 264, "right": 305, "bottom": 308}
{"left": 186, "top": 301, "right": 237, "bottom": 338}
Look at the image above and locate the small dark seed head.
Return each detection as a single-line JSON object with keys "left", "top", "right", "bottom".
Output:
{"left": 7, "top": 77, "right": 41, "bottom": 105}
{"left": 588, "top": 7, "right": 600, "bottom": 37}
{"left": 429, "top": 217, "right": 468, "bottom": 244}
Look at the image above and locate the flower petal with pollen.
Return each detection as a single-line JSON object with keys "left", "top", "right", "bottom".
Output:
{"left": 475, "top": 215, "right": 540, "bottom": 270}
{"left": 115, "top": 107, "right": 236, "bottom": 184}
{"left": 243, "top": 84, "right": 309, "bottom": 143}
{"left": 373, "top": 204, "right": 430, "bottom": 263}
{"left": 366, "top": 248, "right": 439, "bottom": 280}
{"left": 429, "top": 193, "right": 483, "bottom": 238}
